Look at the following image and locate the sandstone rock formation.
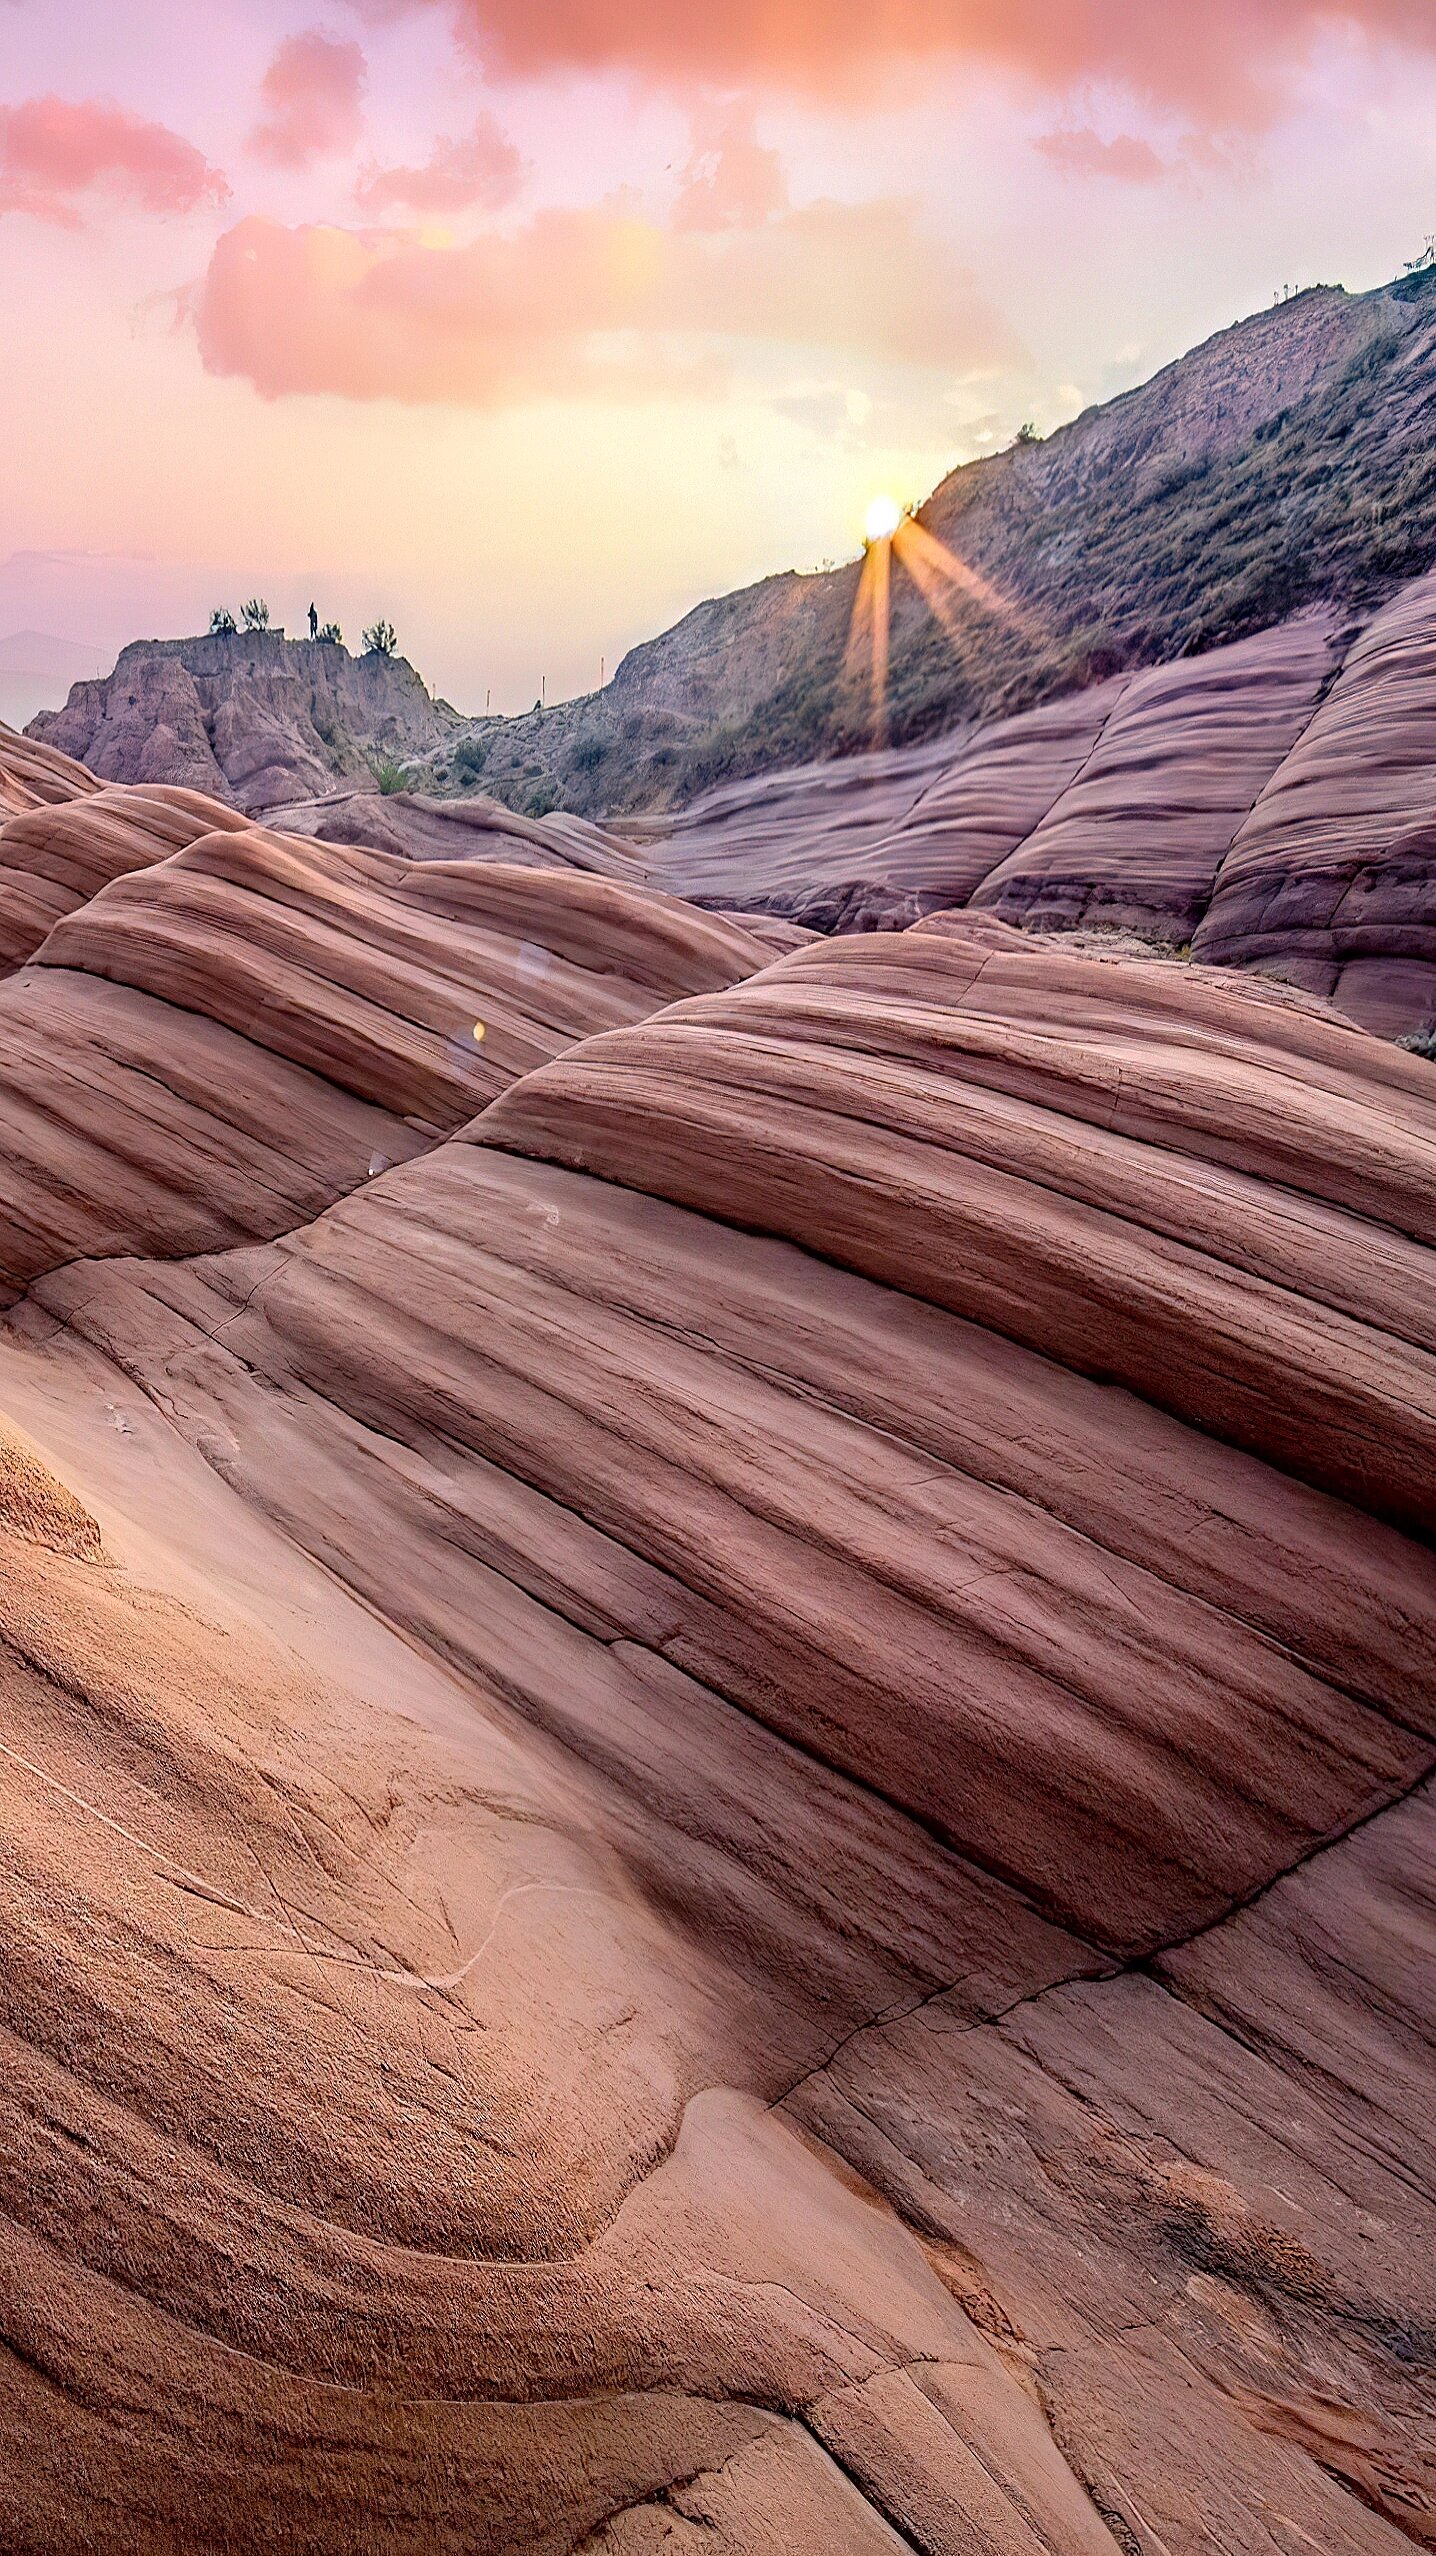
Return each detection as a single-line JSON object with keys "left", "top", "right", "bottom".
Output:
{"left": 1193, "top": 566, "right": 1436, "bottom": 1031}
{"left": 3, "top": 650, "right": 1435, "bottom": 2555}
{"left": 21, "top": 583, "right": 1436, "bottom": 1043}
{"left": 0, "top": 783, "right": 249, "bottom": 971}
{"left": 0, "top": 718, "right": 99, "bottom": 817}
{"left": 968, "top": 616, "right": 1340, "bottom": 939}
{"left": 650, "top": 587, "right": 1436, "bottom": 1040}
{"left": 299, "top": 781, "right": 650, "bottom": 881}
{"left": 1, "top": 904, "right": 1429, "bottom": 2552}
{"left": 0, "top": 821, "right": 777, "bottom": 1300}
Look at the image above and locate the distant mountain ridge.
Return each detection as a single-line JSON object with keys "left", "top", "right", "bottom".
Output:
{"left": 28, "top": 262, "right": 1436, "bottom": 821}
{"left": 0, "top": 629, "right": 107, "bottom": 735}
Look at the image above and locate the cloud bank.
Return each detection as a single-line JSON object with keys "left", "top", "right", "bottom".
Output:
{"left": 192, "top": 194, "right": 1017, "bottom": 407}
{"left": 356, "top": 115, "right": 525, "bottom": 216}
{"left": 1035, "top": 127, "right": 1166, "bottom": 182}
{"left": 360, "top": 0, "right": 1436, "bottom": 124}
{"left": 250, "top": 32, "right": 367, "bottom": 171}
{"left": 0, "top": 95, "right": 229, "bottom": 225}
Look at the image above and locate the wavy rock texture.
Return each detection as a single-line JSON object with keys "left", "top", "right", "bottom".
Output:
{"left": 969, "top": 617, "right": 1340, "bottom": 938}
{"left": 647, "top": 726, "right": 981, "bottom": 927}
{"left": 654, "top": 620, "right": 1334, "bottom": 936}
{"left": 10, "top": 914, "right": 1432, "bottom": 2553}
{"left": 0, "top": 719, "right": 99, "bottom": 818}
{"left": 0, "top": 784, "right": 249, "bottom": 971}
{"left": 1194, "top": 568, "right": 1436, "bottom": 1030}
{"left": 0, "top": 726, "right": 1433, "bottom": 2555}
{"left": 299, "top": 783, "right": 649, "bottom": 881}
{"left": 0, "top": 825, "right": 776, "bottom": 1300}
{"left": 482, "top": 928, "right": 1436, "bottom": 1532}
{"left": 650, "top": 584, "right": 1436, "bottom": 1039}
{"left": 23, "top": 559, "right": 1436, "bottom": 1039}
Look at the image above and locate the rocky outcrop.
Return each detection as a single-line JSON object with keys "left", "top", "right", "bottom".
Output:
{"left": 0, "top": 824, "right": 777, "bottom": 1299}
{"left": 29, "top": 632, "right": 458, "bottom": 813}
{"left": 4, "top": 909, "right": 1430, "bottom": 2551}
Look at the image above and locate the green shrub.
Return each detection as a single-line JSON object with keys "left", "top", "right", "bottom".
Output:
{"left": 372, "top": 756, "right": 407, "bottom": 796}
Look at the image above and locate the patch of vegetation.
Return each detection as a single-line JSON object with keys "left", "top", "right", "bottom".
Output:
{"left": 452, "top": 735, "right": 490, "bottom": 780}
{"left": 1397, "top": 1026, "right": 1436, "bottom": 1059}
{"left": 526, "top": 781, "right": 558, "bottom": 818}
{"left": 317, "top": 621, "right": 343, "bottom": 645}
{"left": 209, "top": 607, "right": 237, "bottom": 635}
{"left": 371, "top": 756, "right": 408, "bottom": 795}
{"left": 363, "top": 619, "right": 398, "bottom": 657}
{"left": 240, "top": 598, "right": 270, "bottom": 632}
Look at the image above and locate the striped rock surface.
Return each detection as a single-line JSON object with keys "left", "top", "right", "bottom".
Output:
{"left": 0, "top": 825, "right": 777, "bottom": 1299}
{"left": 4, "top": 918, "right": 1428, "bottom": 2552}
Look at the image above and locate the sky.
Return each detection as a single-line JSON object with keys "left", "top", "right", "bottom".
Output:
{"left": 2, "top": 0, "right": 1436, "bottom": 716}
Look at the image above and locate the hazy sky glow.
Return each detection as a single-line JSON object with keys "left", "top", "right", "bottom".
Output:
{"left": 3, "top": 0, "right": 1436, "bottom": 711}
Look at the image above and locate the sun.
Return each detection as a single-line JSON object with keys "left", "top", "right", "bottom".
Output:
{"left": 864, "top": 493, "right": 903, "bottom": 543}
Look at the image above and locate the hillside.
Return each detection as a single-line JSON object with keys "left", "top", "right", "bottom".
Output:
{"left": 402, "top": 261, "right": 1436, "bottom": 819}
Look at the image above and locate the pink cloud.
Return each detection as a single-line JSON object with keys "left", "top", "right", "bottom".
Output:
{"left": 355, "top": 114, "right": 525, "bottom": 215}
{"left": 672, "top": 103, "right": 787, "bottom": 232}
{"left": 0, "top": 95, "right": 229, "bottom": 227}
{"left": 191, "top": 198, "right": 1017, "bottom": 407}
{"left": 377, "top": 0, "right": 1436, "bottom": 125}
{"left": 1035, "top": 127, "right": 1166, "bottom": 182}
{"left": 250, "top": 32, "right": 366, "bottom": 171}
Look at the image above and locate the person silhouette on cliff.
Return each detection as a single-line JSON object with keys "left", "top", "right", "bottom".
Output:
{"left": 308, "top": 602, "right": 319, "bottom": 641}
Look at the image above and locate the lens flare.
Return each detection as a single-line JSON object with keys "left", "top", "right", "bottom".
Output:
{"left": 845, "top": 502, "right": 1034, "bottom": 749}
{"left": 893, "top": 515, "right": 1034, "bottom": 643}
